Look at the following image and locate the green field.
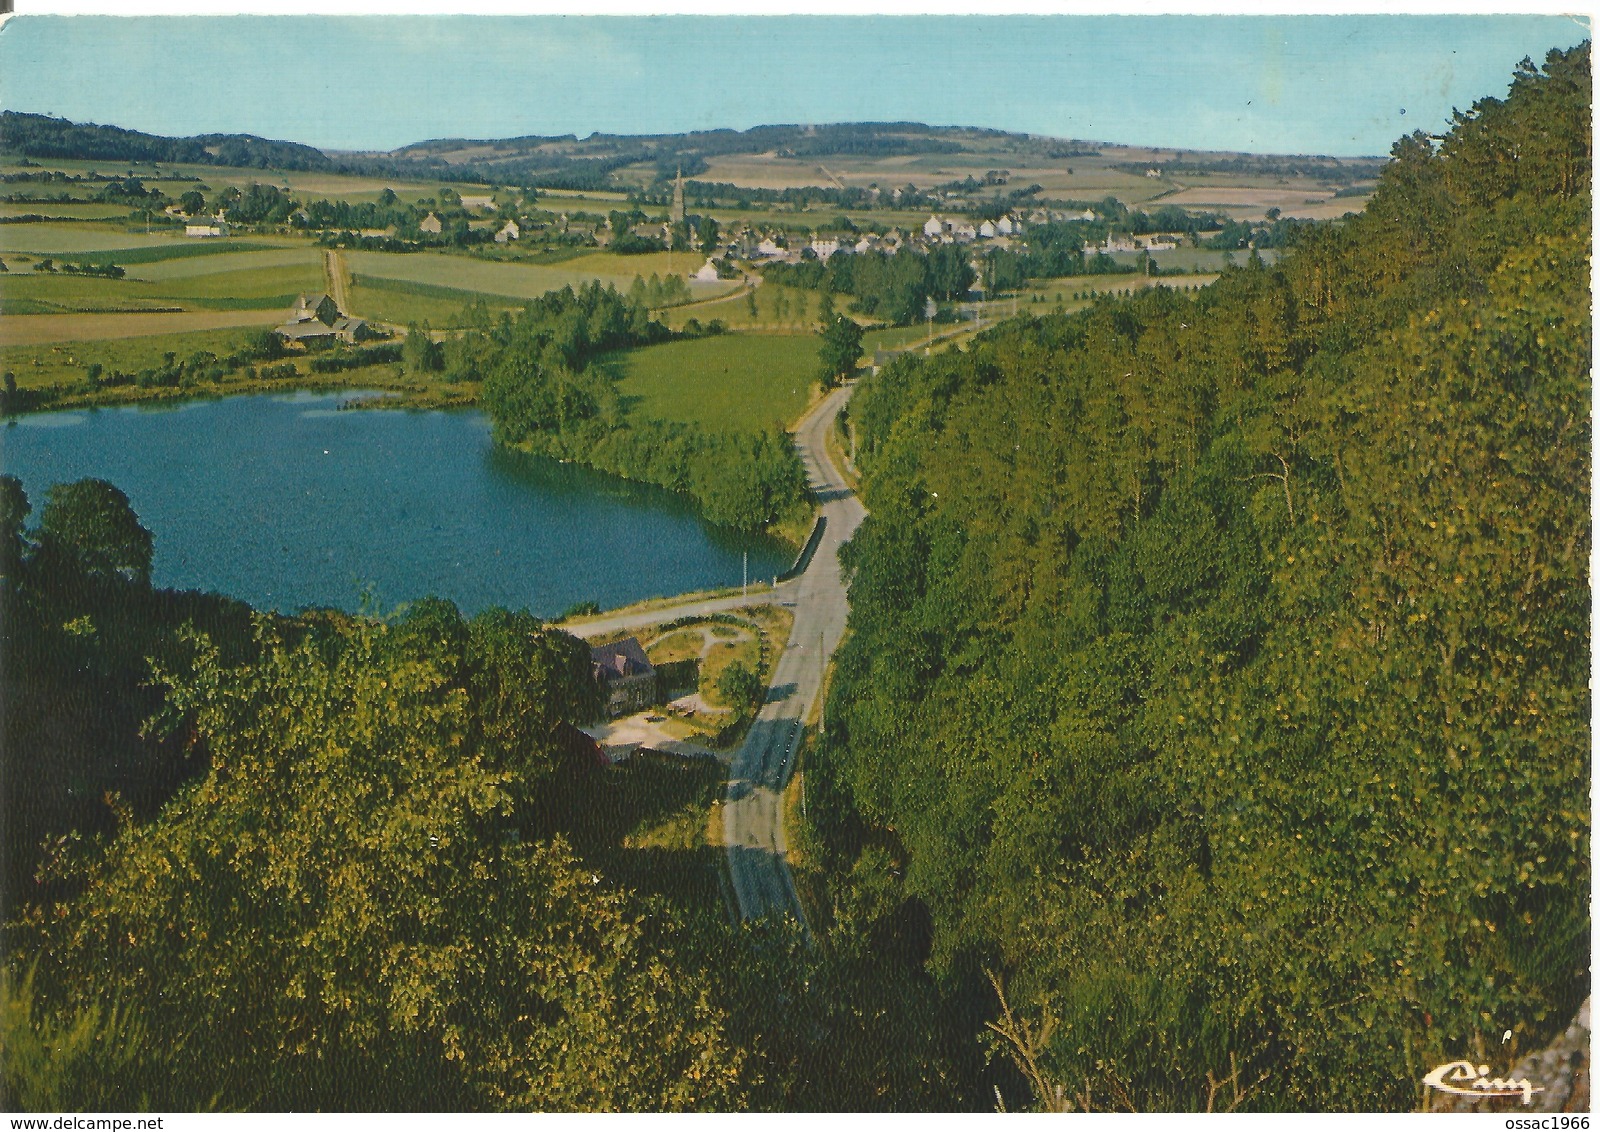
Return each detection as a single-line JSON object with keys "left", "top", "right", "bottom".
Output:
{"left": 603, "top": 333, "right": 820, "bottom": 434}
{"left": 659, "top": 282, "right": 831, "bottom": 333}
{"left": 0, "top": 201, "right": 132, "bottom": 220}
{"left": 129, "top": 246, "right": 321, "bottom": 280}
{"left": 46, "top": 237, "right": 299, "bottom": 267}
{"left": 2, "top": 273, "right": 181, "bottom": 314}
{"left": 0, "top": 325, "right": 271, "bottom": 388}
{"left": 0, "top": 224, "right": 214, "bottom": 255}
{"left": 346, "top": 274, "right": 522, "bottom": 327}
{"left": 347, "top": 248, "right": 735, "bottom": 304}
{"left": 2, "top": 262, "right": 323, "bottom": 314}
{"left": 143, "top": 263, "right": 325, "bottom": 305}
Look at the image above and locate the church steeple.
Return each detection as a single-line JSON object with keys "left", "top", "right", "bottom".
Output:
{"left": 670, "top": 166, "right": 686, "bottom": 226}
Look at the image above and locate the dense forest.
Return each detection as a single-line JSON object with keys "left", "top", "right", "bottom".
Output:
{"left": 0, "top": 111, "right": 335, "bottom": 171}
{"left": 814, "top": 45, "right": 1591, "bottom": 1110}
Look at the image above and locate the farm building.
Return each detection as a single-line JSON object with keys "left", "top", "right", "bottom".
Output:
{"left": 419, "top": 212, "right": 443, "bottom": 235}
{"left": 694, "top": 258, "right": 722, "bottom": 282}
{"left": 591, "top": 637, "right": 658, "bottom": 718}
{"left": 459, "top": 195, "right": 495, "bottom": 211}
{"left": 274, "top": 293, "right": 376, "bottom": 347}
{"left": 185, "top": 219, "right": 228, "bottom": 238}
{"left": 495, "top": 219, "right": 520, "bottom": 243}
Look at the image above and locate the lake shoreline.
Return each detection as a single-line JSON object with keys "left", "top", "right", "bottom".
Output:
{"left": 3, "top": 390, "right": 795, "bottom": 618}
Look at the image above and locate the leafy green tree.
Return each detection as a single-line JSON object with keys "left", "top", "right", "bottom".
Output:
{"left": 402, "top": 322, "right": 443, "bottom": 375}
{"left": 715, "top": 660, "right": 764, "bottom": 712}
{"left": 0, "top": 475, "right": 29, "bottom": 579}
{"left": 817, "top": 316, "right": 864, "bottom": 387}
{"left": 37, "top": 480, "right": 153, "bottom": 586}
{"left": 16, "top": 610, "right": 746, "bottom": 1111}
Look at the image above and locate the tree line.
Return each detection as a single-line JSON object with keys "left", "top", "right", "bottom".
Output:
{"left": 764, "top": 245, "right": 975, "bottom": 325}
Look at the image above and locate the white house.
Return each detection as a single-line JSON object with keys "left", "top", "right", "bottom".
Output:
{"left": 996, "top": 215, "right": 1015, "bottom": 236}
{"left": 185, "top": 218, "right": 228, "bottom": 238}
{"left": 694, "top": 258, "right": 722, "bottom": 282}
{"left": 923, "top": 214, "right": 945, "bottom": 238}
{"left": 420, "top": 212, "right": 444, "bottom": 235}
{"left": 495, "top": 219, "right": 520, "bottom": 243}
{"left": 977, "top": 220, "right": 997, "bottom": 239}
{"left": 756, "top": 238, "right": 784, "bottom": 258}
{"left": 811, "top": 238, "right": 841, "bottom": 261}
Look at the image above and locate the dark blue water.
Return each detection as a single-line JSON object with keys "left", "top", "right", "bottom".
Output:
{"left": 0, "top": 391, "right": 790, "bottom": 616}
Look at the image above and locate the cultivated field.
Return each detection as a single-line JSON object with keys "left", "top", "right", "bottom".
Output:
{"left": 602, "top": 333, "right": 821, "bottom": 434}
{"left": 0, "top": 224, "right": 226, "bottom": 256}
{"left": 0, "top": 309, "right": 283, "bottom": 349}
{"left": 345, "top": 275, "right": 521, "bottom": 328}
{"left": 128, "top": 246, "right": 322, "bottom": 280}
{"left": 346, "top": 248, "right": 737, "bottom": 304}
{"left": 0, "top": 201, "right": 134, "bottom": 220}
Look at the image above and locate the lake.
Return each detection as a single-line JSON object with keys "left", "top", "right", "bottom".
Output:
{"left": 0, "top": 391, "right": 792, "bottom": 617}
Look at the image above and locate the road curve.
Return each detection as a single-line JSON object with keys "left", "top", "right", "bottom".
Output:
{"left": 723, "top": 382, "right": 865, "bottom": 924}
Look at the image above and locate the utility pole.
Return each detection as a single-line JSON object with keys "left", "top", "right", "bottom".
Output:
{"left": 742, "top": 550, "right": 747, "bottom": 600}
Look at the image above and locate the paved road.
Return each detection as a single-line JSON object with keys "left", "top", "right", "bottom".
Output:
{"left": 564, "top": 588, "right": 782, "bottom": 640}
{"left": 723, "top": 382, "right": 865, "bottom": 924}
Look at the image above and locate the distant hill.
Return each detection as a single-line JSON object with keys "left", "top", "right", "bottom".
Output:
{"left": 0, "top": 111, "right": 336, "bottom": 171}
{"left": 0, "top": 111, "right": 1383, "bottom": 192}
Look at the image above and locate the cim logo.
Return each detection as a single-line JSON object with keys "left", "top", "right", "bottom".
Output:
{"left": 1423, "top": 1060, "right": 1544, "bottom": 1105}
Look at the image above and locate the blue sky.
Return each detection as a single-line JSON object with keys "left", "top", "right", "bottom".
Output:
{"left": 0, "top": 15, "right": 1587, "bottom": 156}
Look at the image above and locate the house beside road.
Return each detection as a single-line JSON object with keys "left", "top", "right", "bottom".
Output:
{"left": 274, "top": 293, "right": 375, "bottom": 347}
{"left": 591, "top": 637, "right": 658, "bottom": 717}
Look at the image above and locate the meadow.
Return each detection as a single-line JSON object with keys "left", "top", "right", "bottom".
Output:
{"left": 128, "top": 246, "right": 322, "bottom": 279}
{"left": 0, "top": 223, "right": 215, "bottom": 255}
{"left": 658, "top": 282, "right": 835, "bottom": 334}
{"left": 1, "top": 310, "right": 286, "bottom": 350}
{"left": 0, "top": 201, "right": 133, "bottom": 220}
{"left": 602, "top": 333, "right": 820, "bottom": 435}
{"left": 346, "top": 248, "right": 736, "bottom": 304}
{"left": 3, "top": 261, "right": 324, "bottom": 315}
{"left": 345, "top": 274, "right": 521, "bottom": 328}
{"left": 1, "top": 325, "right": 279, "bottom": 387}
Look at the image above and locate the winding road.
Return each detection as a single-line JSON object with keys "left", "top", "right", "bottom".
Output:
{"left": 722, "top": 383, "right": 864, "bottom": 924}
{"left": 567, "top": 382, "right": 864, "bottom": 926}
